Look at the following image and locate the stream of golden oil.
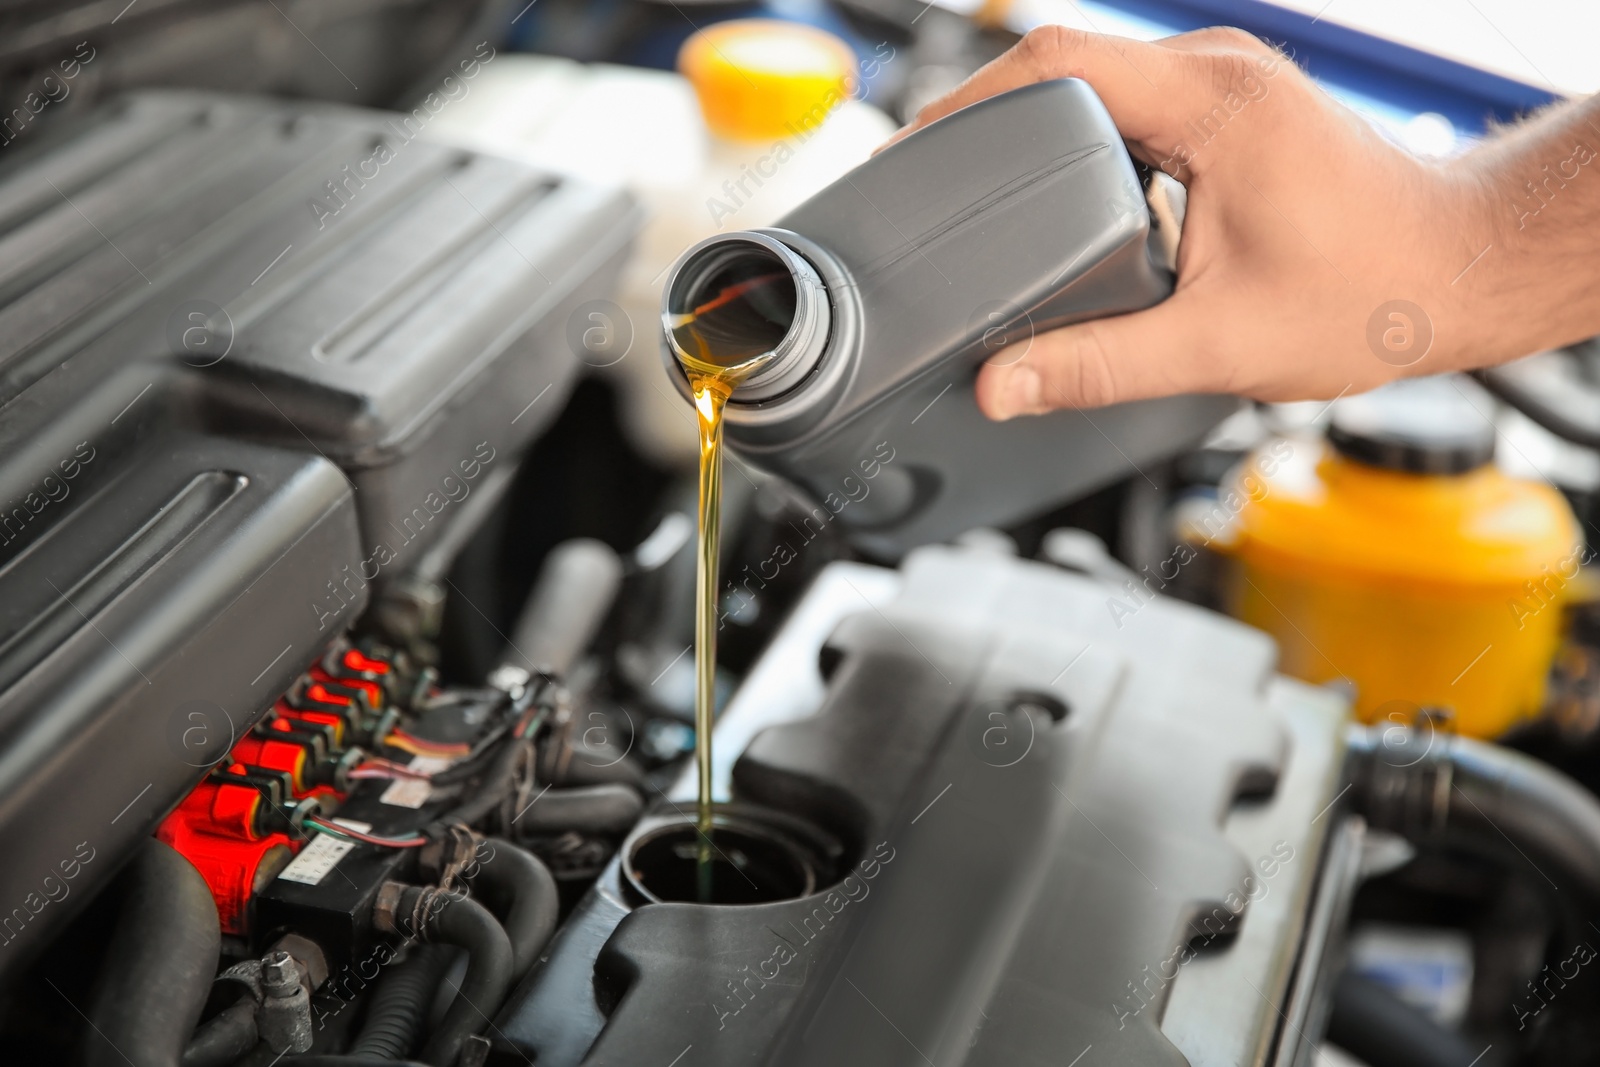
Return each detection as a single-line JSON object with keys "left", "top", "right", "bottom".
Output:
{"left": 673, "top": 273, "right": 786, "bottom": 902}
{"left": 685, "top": 357, "right": 765, "bottom": 902}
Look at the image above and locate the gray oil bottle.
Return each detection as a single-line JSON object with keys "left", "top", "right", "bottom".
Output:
{"left": 661, "top": 78, "right": 1236, "bottom": 555}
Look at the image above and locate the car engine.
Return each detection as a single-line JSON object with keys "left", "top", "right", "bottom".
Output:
{"left": 1, "top": 11, "right": 1598, "bottom": 1067}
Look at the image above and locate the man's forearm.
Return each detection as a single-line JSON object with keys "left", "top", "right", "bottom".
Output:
{"left": 1457, "top": 95, "right": 1600, "bottom": 363}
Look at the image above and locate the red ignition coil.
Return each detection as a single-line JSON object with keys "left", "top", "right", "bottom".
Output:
{"left": 159, "top": 710, "right": 350, "bottom": 934}
{"left": 157, "top": 771, "right": 298, "bottom": 935}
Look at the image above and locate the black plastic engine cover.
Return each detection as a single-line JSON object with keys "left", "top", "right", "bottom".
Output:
{"left": 0, "top": 409, "right": 358, "bottom": 979}
{"left": 0, "top": 89, "right": 638, "bottom": 983}
{"left": 493, "top": 547, "right": 1351, "bottom": 1066}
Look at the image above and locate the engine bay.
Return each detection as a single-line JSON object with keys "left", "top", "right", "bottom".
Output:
{"left": 1, "top": 12, "right": 1599, "bottom": 1067}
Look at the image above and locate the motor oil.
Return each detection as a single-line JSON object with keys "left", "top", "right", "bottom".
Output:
{"left": 660, "top": 77, "right": 1236, "bottom": 558}
{"left": 679, "top": 330, "right": 775, "bottom": 899}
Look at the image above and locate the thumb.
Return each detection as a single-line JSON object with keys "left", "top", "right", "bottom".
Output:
{"left": 975, "top": 293, "right": 1215, "bottom": 417}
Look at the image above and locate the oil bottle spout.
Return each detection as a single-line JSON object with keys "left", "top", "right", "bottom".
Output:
{"left": 662, "top": 231, "right": 831, "bottom": 403}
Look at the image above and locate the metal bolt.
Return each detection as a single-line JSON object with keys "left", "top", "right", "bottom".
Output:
{"left": 263, "top": 950, "right": 297, "bottom": 995}
{"left": 257, "top": 950, "right": 313, "bottom": 1053}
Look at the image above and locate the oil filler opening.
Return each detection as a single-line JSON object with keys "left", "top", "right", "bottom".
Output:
{"left": 623, "top": 807, "right": 836, "bottom": 905}
{"left": 662, "top": 231, "right": 831, "bottom": 404}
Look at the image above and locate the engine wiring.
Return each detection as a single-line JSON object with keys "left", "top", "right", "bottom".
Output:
{"left": 383, "top": 730, "right": 472, "bottom": 758}
{"left": 294, "top": 678, "right": 559, "bottom": 853}
{"left": 302, "top": 816, "right": 429, "bottom": 849}
{"left": 346, "top": 756, "right": 432, "bottom": 781}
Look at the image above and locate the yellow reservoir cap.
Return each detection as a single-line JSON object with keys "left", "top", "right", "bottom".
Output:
{"left": 679, "top": 19, "right": 855, "bottom": 142}
{"left": 1220, "top": 438, "right": 1581, "bottom": 738}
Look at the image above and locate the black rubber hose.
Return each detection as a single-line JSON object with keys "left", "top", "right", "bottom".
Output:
{"left": 394, "top": 887, "right": 515, "bottom": 1067}
{"left": 1475, "top": 363, "right": 1600, "bottom": 451}
{"left": 432, "top": 734, "right": 526, "bottom": 832}
{"left": 1349, "top": 725, "right": 1600, "bottom": 907}
{"left": 86, "top": 840, "right": 221, "bottom": 1067}
{"left": 1325, "top": 971, "right": 1481, "bottom": 1067}
{"left": 181, "top": 996, "right": 258, "bottom": 1067}
{"left": 468, "top": 840, "right": 560, "bottom": 979}
{"left": 347, "top": 944, "right": 449, "bottom": 1059}
{"left": 1448, "top": 736, "right": 1600, "bottom": 904}
{"left": 540, "top": 743, "right": 649, "bottom": 790}
{"left": 512, "top": 782, "right": 643, "bottom": 836}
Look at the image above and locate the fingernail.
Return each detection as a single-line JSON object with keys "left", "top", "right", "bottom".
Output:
{"left": 996, "top": 364, "right": 1042, "bottom": 420}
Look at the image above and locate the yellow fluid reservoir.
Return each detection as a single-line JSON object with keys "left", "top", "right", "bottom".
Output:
{"left": 1219, "top": 380, "right": 1582, "bottom": 738}
{"left": 678, "top": 19, "right": 855, "bottom": 142}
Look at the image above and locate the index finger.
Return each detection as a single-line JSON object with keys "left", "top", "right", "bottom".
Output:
{"left": 881, "top": 26, "right": 1215, "bottom": 163}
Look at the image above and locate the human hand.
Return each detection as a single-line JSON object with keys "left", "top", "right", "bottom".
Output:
{"left": 890, "top": 26, "right": 1600, "bottom": 419}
